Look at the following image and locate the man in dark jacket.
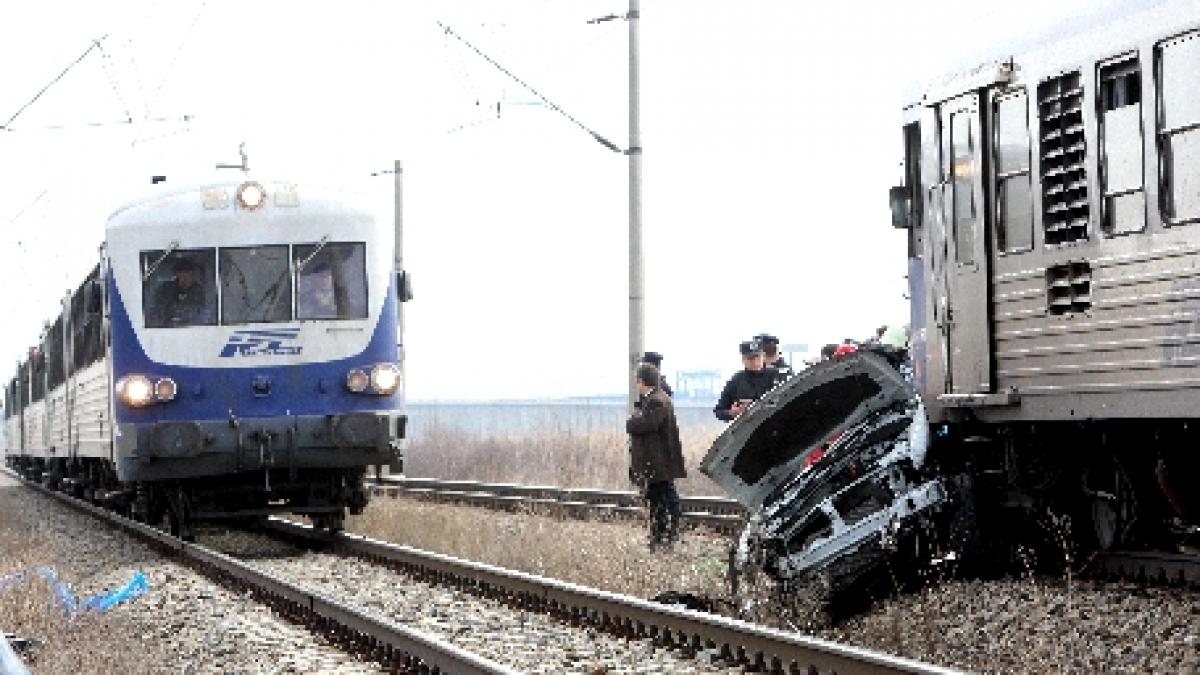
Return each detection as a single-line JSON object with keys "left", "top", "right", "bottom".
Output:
{"left": 713, "top": 340, "right": 776, "bottom": 421}
{"left": 626, "top": 364, "right": 686, "bottom": 550}
{"left": 640, "top": 351, "right": 673, "bottom": 397}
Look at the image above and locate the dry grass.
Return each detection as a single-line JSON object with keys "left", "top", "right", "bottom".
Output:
{"left": 404, "top": 421, "right": 728, "bottom": 495}
{"left": 349, "top": 495, "right": 732, "bottom": 603}
{"left": 0, "top": 490, "right": 165, "bottom": 674}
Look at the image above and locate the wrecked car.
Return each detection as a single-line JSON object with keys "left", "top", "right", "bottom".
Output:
{"left": 701, "top": 349, "right": 946, "bottom": 609}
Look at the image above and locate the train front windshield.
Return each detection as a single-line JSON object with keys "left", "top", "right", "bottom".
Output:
{"left": 141, "top": 243, "right": 367, "bottom": 328}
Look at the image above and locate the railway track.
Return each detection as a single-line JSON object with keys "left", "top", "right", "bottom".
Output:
{"left": 1, "top": 468, "right": 513, "bottom": 674}
{"left": 368, "top": 475, "right": 747, "bottom": 532}
{"left": 1087, "top": 550, "right": 1200, "bottom": 588}
{"left": 6, "top": 467, "right": 958, "bottom": 674}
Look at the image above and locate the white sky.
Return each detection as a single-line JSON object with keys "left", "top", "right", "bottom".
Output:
{"left": 0, "top": 0, "right": 1114, "bottom": 400}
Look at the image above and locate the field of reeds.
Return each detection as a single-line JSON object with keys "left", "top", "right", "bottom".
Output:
{"left": 402, "top": 412, "right": 729, "bottom": 495}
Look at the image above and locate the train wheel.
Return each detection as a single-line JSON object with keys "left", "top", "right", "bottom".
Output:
{"left": 166, "top": 487, "right": 195, "bottom": 542}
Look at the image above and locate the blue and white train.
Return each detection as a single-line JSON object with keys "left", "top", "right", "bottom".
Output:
{"left": 4, "top": 173, "right": 409, "bottom": 537}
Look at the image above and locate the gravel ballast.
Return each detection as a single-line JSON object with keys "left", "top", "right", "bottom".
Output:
{"left": 0, "top": 473, "right": 384, "bottom": 674}
{"left": 348, "top": 494, "right": 1200, "bottom": 674}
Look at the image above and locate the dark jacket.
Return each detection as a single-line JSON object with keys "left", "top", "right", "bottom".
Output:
{"left": 713, "top": 368, "right": 776, "bottom": 421}
{"left": 768, "top": 356, "right": 794, "bottom": 384}
{"left": 626, "top": 387, "right": 686, "bottom": 486}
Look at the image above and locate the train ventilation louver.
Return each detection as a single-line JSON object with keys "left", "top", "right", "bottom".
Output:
{"left": 1038, "top": 71, "right": 1089, "bottom": 245}
{"left": 1046, "top": 261, "right": 1092, "bottom": 315}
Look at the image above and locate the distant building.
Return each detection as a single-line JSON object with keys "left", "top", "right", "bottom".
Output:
{"left": 675, "top": 370, "right": 721, "bottom": 401}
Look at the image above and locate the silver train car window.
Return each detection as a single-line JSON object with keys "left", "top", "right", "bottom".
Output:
{"left": 1157, "top": 32, "right": 1200, "bottom": 224}
{"left": 293, "top": 242, "right": 368, "bottom": 321}
{"left": 993, "top": 89, "right": 1034, "bottom": 252}
{"left": 219, "top": 246, "right": 292, "bottom": 325}
{"left": 141, "top": 249, "right": 218, "bottom": 328}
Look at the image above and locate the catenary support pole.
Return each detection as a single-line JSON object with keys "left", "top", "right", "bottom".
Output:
{"left": 627, "top": 0, "right": 644, "bottom": 412}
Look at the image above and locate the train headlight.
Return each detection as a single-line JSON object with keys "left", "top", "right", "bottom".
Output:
{"left": 237, "top": 181, "right": 267, "bottom": 210}
{"left": 155, "top": 377, "right": 178, "bottom": 402}
{"left": 370, "top": 363, "right": 401, "bottom": 395}
{"left": 346, "top": 368, "right": 369, "bottom": 393}
{"left": 116, "top": 375, "right": 154, "bottom": 407}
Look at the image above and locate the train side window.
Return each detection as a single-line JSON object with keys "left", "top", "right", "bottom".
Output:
{"left": 219, "top": 246, "right": 292, "bottom": 325}
{"left": 993, "top": 89, "right": 1034, "bottom": 252}
{"left": 30, "top": 351, "right": 45, "bottom": 403}
{"left": 1157, "top": 32, "right": 1200, "bottom": 224}
{"left": 141, "top": 249, "right": 217, "bottom": 328}
{"left": 951, "top": 111, "right": 976, "bottom": 263}
{"left": 294, "top": 242, "right": 368, "bottom": 321}
{"left": 46, "top": 318, "right": 65, "bottom": 391}
{"left": 71, "top": 265, "right": 104, "bottom": 369}
{"left": 1099, "top": 55, "right": 1145, "bottom": 235}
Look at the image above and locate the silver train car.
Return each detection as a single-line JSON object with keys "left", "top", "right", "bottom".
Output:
{"left": 890, "top": 0, "right": 1200, "bottom": 553}
{"left": 4, "top": 174, "right": 409, "bottom": 537}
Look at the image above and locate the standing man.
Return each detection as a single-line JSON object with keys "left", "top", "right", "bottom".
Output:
{"left": 626, "top": 364, "right": 686, "bottom": 551}
{"left": 713, "top": 340, "right": 776, "bottom": 421}
{"left": 755, "top": 333, "right": 794, "bottom": 383}
{"left": 640, "top": 351, "right": 673, "bottom": 397}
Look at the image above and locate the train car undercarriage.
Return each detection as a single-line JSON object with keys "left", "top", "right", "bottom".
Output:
{"left": 4, "top": 455, "right": 370, "bottom": 540}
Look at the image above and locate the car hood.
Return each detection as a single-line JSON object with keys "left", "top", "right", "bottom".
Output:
{"left": 699, "top": 352, "right": 916, "bottom": 509}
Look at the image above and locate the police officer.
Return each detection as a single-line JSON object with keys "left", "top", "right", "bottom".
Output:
{"left": 755, "top": 333, "right": 793, "bottom": 383}
{"left": 640, "top": 352, "right": 673, "bottom": 397}
{"left": 713, "top": 340, "right": 776, "bottom": 421}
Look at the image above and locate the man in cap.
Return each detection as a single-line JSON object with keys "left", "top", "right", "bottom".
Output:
{"left": 755, "top": 333, "right": 794, "bottom": 384}
{"left": 152, "top": 256, "right": 210, "bottom": 326}
{"left": 713, "top": 340, "right": 776, "bottom": 421}
{"left": 626, "top": 364, "right": 686, "bottom": 550}
{"left": 640, "top": 351, "right": 673, "bottom": 397}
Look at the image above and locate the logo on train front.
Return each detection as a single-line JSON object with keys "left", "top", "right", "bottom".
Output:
{"left": 219, "top": 327, "right": 303, "bottom": 357}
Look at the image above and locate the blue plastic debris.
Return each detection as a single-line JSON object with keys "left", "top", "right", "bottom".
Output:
{"left": 0, "top": 567, "right": 149, "bottom": 617}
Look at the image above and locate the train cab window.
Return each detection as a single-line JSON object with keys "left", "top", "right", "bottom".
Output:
{"left": 142, "top": 249, "right": 217, "bottom": 328}
{"left": 993, "top": 89, "right": 1034, "bottom": 252}
{"left": 1157, "top": 32, "right": 1200, "bottom": 224}
{"left": 1099, "top": 56, "right": 1145, "bottom": 234}
{"left": 294, "top": 242, "right": 368, "bottom": 320}
{"left": 219, "top": 246, "right": 292, "bottom": 325}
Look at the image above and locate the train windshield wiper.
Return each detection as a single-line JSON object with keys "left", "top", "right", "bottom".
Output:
{"left": 295, "top": 235, "right": 331, "bottom": 273}
{"left": 143, "top": 241, "right": 180, "bottom": 281}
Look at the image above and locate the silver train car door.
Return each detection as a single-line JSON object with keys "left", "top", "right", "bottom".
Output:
{"left": 934, "top": 92, "right": 992, "bottom": 394}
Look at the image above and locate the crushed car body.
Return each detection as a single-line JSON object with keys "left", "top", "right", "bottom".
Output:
{"left": 701, "top": 350, "right": 945, "bottom": 602}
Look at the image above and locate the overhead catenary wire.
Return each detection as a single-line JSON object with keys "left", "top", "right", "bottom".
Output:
{"left": 1, "top": 36, "right": 107, "bottom": 130}
{"left": 1, "top": 115, "right": 190, "bottom": 133}
{"left": 437, "top": 20, "right": 622, "bottom": 153}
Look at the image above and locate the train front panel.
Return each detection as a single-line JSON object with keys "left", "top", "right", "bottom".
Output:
{"left": 104, "top": 179, "right": 405, "bottom": 484}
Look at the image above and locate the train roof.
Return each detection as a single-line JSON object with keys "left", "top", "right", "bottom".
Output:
{"left": 105, "top": 175, "right": 380, "bottom": 229}
{"left": 906, "top": 0, "right": 1200, "bottom": 106}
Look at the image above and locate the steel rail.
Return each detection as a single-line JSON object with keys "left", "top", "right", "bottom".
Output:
{"left": 369, "top": 475, "right": 747, "bottom": 531}
{"left": 265, "top": 517, "right": 962, "bottom": 675}
{"left": 1, "top": 468, "right": 516, "bottom": 675}
{"left": 1088, "top": 549, "right": 1200, "bottom": 588}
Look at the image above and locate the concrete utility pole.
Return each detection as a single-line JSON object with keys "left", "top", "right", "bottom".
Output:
{"left": 627, "top": 0, "right": 644, "bottom": 413}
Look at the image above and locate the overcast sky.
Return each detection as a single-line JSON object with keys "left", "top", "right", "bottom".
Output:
{"left": 0, "top": 0, "right": 1121, "bottom": 400}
